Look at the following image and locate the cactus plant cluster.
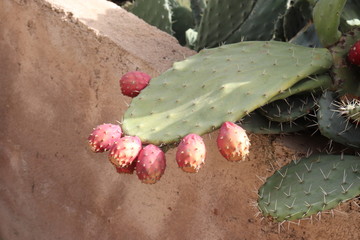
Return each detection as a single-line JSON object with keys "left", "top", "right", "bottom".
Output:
{"left": 90, "top": 0, "right": 360, "bottom": 223}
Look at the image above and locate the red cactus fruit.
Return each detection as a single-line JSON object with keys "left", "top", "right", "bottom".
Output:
{"left": 136, "top": 144, "right": 166, "bottom": 184}
{"left": 347, "top": 40, "right": 360, "bottom": 66}
{"left": 119, "top": 71, "right": 151, "bottom": 97}
{"left": 217, "top": 122, "right": 250, "bottom": 161}
{"left": 109, "top": 136, "right": 142, "bottom": 168}
{"left": 88, "top": 123, "right": 122, "bottom": 153}
{"left": 115, "top": 160, "right": 137, "bottom": 174}
{"left": 176, "top": 133, "right": 206, "bottom": 173}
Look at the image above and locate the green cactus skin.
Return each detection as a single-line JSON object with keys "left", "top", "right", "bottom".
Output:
{"left": 313, "top": 0, "right": 346, "bottom": 47}
{"left": 195, "top": 0, "right": 257, "bottom": 50}
{"left": 122, "top": 41, "right": 332, "bottom": 145}
{"left": 270, "top": 74, "right": 332, "bottom": 102}
{"left": 258, "top": 154, "right": 360, "bottom": 222}
{"left": 317, "top": 91, "right": 360, "bottom": 149}
{"left": 329, "top": 27, "right": 360, "bottom": 96}
{"left": 259, "top": 94, "right": 316, "bottom": 123}
{"left": 283, "top": 0, "right": 313, "bottom": 41}
{"left": 225, "top": 0, "right": 287, "bottom": 43}
{"left": 190, "top": 0, "right": 206, "bottom": 27}
{"left": 290, "top": 23, "right": 322, "bottom": 48}
{"left": 130, "top": 0, "right": 174, "bottom": 34}
{"left": 240, "top": 111, "right": 310, "bottom": 134}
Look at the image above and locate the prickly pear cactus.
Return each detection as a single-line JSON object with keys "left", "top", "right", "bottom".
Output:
{"left": 258, "top": 154, "right": 360, "bottom": 222}
{"left": 313, "top": 0, "right": 346, "bottom": 47}
{"left": 259, "top": 94, "right": 316, "bottom": 123}
{"left": 269, "top": 74, "right": 331, "bottom": 102}
{"left": 317, "top": 91, "right": 360, "bottom": 148}
{"left": 122, "top": 41, "right": 332, "bottom": 145}
{"left": 225, "top": 0, "right": 287, "bottom": 43}
{"left": 338, "top": 98, "right": 360, "bottom": 125}
{"left": 195, "top": 0, "right": 257, "bottom": 50}
{"left": 130, "top": 0, "right": 174, "bottom": 34}
{"left": 240, "top": 111, "right": 310, "bottom": 134}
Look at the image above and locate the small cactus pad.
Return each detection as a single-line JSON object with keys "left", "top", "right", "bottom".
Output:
{"left": 259, "top": 94, "right": 316, "bottom": 123}
{"left": 258, "top": 154, "right": 360, "bottom": 222}
{"left": 269, "top": 74, "right": 332, "bottom": 102}
{"left": 240, "top": 111, "right": 309, "bottom": 134}
{"left": 313, "top": 0, "right": 346, "bottom": 47}
{"left": 122, "top": 41, "right": 332, "bottom": 145}
{"left": 317, "top": 91, "right": 360, "bottom": 148}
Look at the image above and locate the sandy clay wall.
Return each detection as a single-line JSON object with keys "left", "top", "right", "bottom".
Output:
{"left": 0, "top": 0, "right": 359, "bottom": 239}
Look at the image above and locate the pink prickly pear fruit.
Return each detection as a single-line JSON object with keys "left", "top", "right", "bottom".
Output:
{"left": 347, "top": 40, "right": 360, "bottom": 66}
{"left": 88, "top": 123, "right": 122, "bottom": 153}
{"left": 136, "top": 144, "right": 166, "bottom": 184}
{"left": 217, "top": 122, "right": 250, "bottom": 161}
{"left": 119, "top": 71, "right": 151, "bottom": 97}
{"left": 115, "top": 160, "right": 137, "bottom": 174}
{"left": 109, "top": 136, "right": 142, "bottom": 168}
{"left": 176, "top": 133, "right": 206, "bottom": 173}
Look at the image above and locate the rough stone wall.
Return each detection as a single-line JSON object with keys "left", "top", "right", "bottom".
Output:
{"left": 0, "top": 1, "right": 359, "bottom": 240}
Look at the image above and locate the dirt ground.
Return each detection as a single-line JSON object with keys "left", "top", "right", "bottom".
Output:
{"left": 0, "top": 0, "right": 359, "bottom": 239}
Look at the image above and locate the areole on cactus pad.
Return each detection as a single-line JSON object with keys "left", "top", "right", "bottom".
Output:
{"left": 121, "top": 41, "right": 332, "bottom": 145}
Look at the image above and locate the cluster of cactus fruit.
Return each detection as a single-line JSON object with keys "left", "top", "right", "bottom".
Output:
{"left": 88, "top": 120, "right": 249, "bottom": 183}
{"left": 89, "top": 0, "right": 360, "bottom": 223}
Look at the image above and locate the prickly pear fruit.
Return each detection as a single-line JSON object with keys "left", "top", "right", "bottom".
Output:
{"left": 176, "top": 133, "right": 206, "bottom": 173}
{"left": 115, "top": 160, "right": 137, "bottom": 174}
{"left": 217, "top": 122, "right": 250, "bottom": 161}
{"left": 88, "top": 123, "right": 122, "bottom": 153}
{"left": 136, "top": 144, "right": 166, "bottom": 184}
{"left": 119, "top": 71, "right": 151, "bottom": 97}
{"left": 347, "top": 40, "right": 360, "bottom": 66}
{"left": 109, "top": 136, "right": 142, "bottom": 168}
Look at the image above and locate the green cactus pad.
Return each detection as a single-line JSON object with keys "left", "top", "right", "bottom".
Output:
{"left": 225, "top": 0, "right": 287, "bottom": 43}
{"left": 240, "top": 111, "right": 310, "bottom": 134}
{"left": 190, "top": 0, "right": 206, "bottom": 26}
{"left": 259, "top": 94, "right": 316, "bottom": 123}
{"left": 313, "top": 0, "right": 346, "bottom": 47}
{"left": 122, "top": 41, "right": 332, "bottom": 145}
{"left": 130, "top": 0, "right": 174, "bottom": 34}
{"left": 329, "top": 27, "right": 360, "bottom": 96}
{"left": 258, "top": 154, "right": 360, "bottom": 222}
{"left": 317, "top": 91, "right": 360, "bottom": 148}
{"left": 195, "top": 0, "right": 257, "bottom": 50}
{"left": 270, "top": 74, "right": 332, "bottom": 102}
